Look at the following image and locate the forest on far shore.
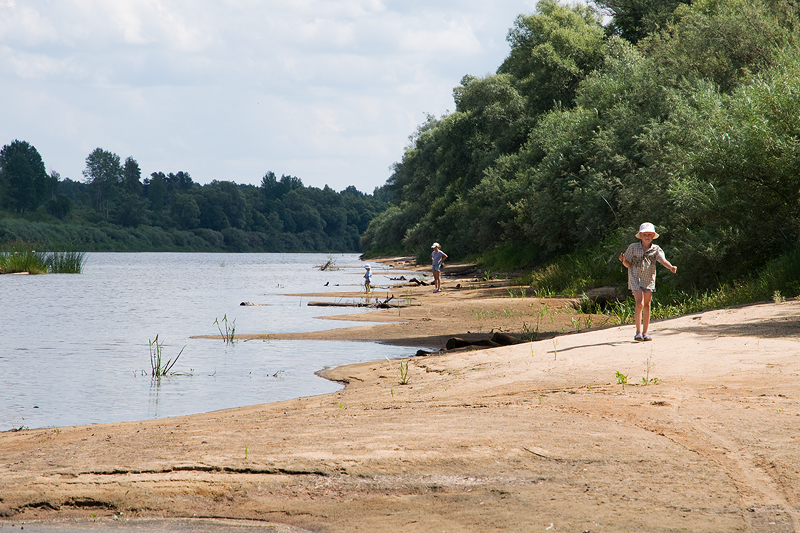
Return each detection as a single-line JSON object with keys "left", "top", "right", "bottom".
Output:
{"left": 4, "top": 0, "right": 800, "bottom": 302}
{"left": 0, "top": 142, "right": 389, "bottom": 253}
{"left": 361, "top": 0, "right": 800, "bottom": 294}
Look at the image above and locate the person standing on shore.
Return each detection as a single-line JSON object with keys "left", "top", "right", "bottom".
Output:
{"left": 431, "top": 242, "right": 448, "bottom": 293}
{"left": 618, "top": 222, "right": 677, "bottom": 342}
{"left": 364, "top": 264, "right": 372, "bottom": 294}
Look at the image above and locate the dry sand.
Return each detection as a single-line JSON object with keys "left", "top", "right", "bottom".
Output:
{"left": 2, "top": 266, "right": 799, "bottom": 532}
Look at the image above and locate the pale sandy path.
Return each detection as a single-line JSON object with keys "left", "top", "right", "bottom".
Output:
{"left": 2, "top": 300, "right": 799, "bottom": 532}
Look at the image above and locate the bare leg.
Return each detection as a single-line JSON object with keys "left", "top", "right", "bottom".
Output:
{"left": 433, "top": 271, "right": 441, "bottom": 291}
{"left": 633, "top": 290, "right": 644, "bottom": 334}
{"left": 641, "top": 291, "right": 653, "bottom": 334}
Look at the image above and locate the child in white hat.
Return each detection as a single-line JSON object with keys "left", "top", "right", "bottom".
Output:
{"left": 430, "top": 242, "right": 448, "bottom": 293}
{"left": 363, "top": 264, "right": 372, "bottom": 294}
{"left": 618, "top": 223, "right": 677, "bottom": 342}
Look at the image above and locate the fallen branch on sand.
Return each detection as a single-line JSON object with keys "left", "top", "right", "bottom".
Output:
{"left": 308, "top": 295, "right": 404, "bottom": 309}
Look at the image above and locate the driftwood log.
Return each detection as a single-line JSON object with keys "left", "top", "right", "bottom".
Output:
{"left": 308, "top": 295, "right": 403, "bottom": 309}
{"left": 446, "top": 337, "right": 501, "bottom": 350}
{"left": 444, "top": 332, "right": 523, "bottom": 351}
{"left": 316, "top": 260, "right": 334, "bottom": 271}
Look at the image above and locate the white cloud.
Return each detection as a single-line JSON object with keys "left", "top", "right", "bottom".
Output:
{"left": 0, "top": 0, "right": 542, "bottom": 192}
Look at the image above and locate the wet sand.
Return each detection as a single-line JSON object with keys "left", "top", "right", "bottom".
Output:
{"left": 2, "top": 262, "right": 799, "bottom": 532}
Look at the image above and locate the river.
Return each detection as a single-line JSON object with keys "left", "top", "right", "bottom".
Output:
{"left": 0, "top": 252, "right": 418, "bottom": 430}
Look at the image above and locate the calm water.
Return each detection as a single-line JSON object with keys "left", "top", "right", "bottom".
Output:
{"left": 0, "top": 253, "right": 418, "bottom": 431}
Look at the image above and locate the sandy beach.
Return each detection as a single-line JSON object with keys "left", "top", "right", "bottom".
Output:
{"left": 2, "top": 264, "right": 799, "bottom": 532}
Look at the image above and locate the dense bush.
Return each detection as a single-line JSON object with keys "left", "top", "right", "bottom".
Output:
{"left": 362, "top": 0, "right": 800, "bottom": 292}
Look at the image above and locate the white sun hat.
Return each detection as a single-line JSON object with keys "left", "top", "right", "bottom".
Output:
{"left": 431, "top": 242, "right": 440, "bottom": 249}
{"left": 635, "top": 222, "right": 659, "bottom": 239}
{"left": 364, "top": 264, "right": 371, "bottom": 269}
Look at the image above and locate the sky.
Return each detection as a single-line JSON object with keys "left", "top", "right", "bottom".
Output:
{"left": 0, "top": 0, "right": 548, "bottom": 194}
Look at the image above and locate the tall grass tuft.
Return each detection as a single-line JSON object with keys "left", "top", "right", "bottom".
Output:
{"left": 0, "top": 243, "right": 86, "bottom": 274}
{"left": 398, "top": 359, "right": 410, "bottom": 384}
{"left": 46, "top": 251, "right": 87, "bottom": 273}
{"left": 149, "top": 334, "right": 185, "bottom": 377}
{"left": 0, "top": 249, "right": 48, "bottom": 274}
{"left": 215, "top": 315, "right": 236, "bottom": 344}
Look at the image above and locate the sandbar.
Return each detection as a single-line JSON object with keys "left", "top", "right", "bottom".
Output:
{"left": 2, "top": 263, "right": 799, "bottom": 532}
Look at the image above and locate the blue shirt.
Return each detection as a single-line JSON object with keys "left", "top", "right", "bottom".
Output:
{"left": 431, "top": 250, "right": 446, "bottom": 270}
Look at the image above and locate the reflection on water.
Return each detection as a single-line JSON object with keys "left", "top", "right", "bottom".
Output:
{"left": 0, "top": 253, "right": 417, "bottom": 430}
{"left": 149, "top": 379, "right": 162, "bottom": 420}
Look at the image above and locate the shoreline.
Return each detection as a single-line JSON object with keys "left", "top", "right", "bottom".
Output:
{"left": 2, "top": 266, "right": 800, "bottom": 531}
{"left": 225, "top": 256, "right": 598, "bottom": 350}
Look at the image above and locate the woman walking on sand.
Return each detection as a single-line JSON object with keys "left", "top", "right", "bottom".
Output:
{"left": 430, "top": 242, "right": 447, "bottom": 293}
{"left": 619, "top": 223, "right": 677, "bottom": 342}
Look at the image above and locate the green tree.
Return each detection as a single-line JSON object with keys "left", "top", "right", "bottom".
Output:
{"left": 671, "top": 50, "right": 800, "bottom": 283}
{"left": 83, "top": 148, "right": 123, "bottom": 219}
{"left": 122, "top": 157, "right": 142, "bottom": 195}
{"left": 360, "top": 206, "right": 407, "bottom": 252}
{"left": 0, "top": 140, "right": 51, "bottom": 212}
{"left": 3, "top": 153, "right": 36, "bottom": 212}
{"left": 641, "top": 0, "right": 791, "bottom": 93}
{"left": 498, "top": 0, "right": 606, "bottom": 118}
{"left": 45, "top": 194, "right": 73, "bottom": 220}
{"left": 172, "top": 193, "right": 201, "bottom": 229}
{"left": 221, "top": 227, "right": 249, "bottom": 251}
{"left": 195, "top": 181, "right": 246, "bottom": 231}
{"left": 595, "top": 0, "right": 690, "bottom": 42}
{"left": 261, "top": 172, "right": 303, "bottom": 200}
{"left": 113, "top": 192, "right": 147, "bottom": 227}
{"left": 165, "top": 171, "right": 194, "bottom": 194}
{"left": 146, "top": 172, "right": 167, "bottom": 212}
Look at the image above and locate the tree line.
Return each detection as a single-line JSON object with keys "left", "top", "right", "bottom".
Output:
{"left": 362, "top": 0, "right": 800, "bottom": 290}
{"left": 0, "top": 143, "right": 389, "bottom": 252}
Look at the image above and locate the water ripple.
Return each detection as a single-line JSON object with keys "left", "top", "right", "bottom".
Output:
{"left": 1, "top": 252, "right": 419, "bottom": 430}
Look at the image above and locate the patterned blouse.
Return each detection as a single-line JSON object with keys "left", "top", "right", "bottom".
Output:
{"left": 624, "top": 242, "right": 665, "bottom": 291}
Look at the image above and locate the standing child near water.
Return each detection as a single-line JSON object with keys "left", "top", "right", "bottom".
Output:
{"left": 363, "top": 264, "right": 372, "bottom": 294}
{"left": 430, "top": 242, "right": 448, "bottom": 293}
{"left": 618, "top": 222, "right": 677, "bottom": 342}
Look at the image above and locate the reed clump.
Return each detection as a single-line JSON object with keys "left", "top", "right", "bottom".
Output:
{"left": 46, "top": 251, "right": 86, "bottom": 273}
{"left": 0, "top": 244, "right": 86, "bottom": 274}
{"left": 0, "top": 249, "right": 48, "bottom": 274}
{"left": 215, "top": 315, "right": 236, "bottom": 344}
{"left": 149, "top": 334, "right": 186, "bottom": 377}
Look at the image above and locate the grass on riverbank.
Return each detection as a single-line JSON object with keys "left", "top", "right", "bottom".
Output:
{"left": 510, "top": 241, "right": 800, "bottom": 325}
